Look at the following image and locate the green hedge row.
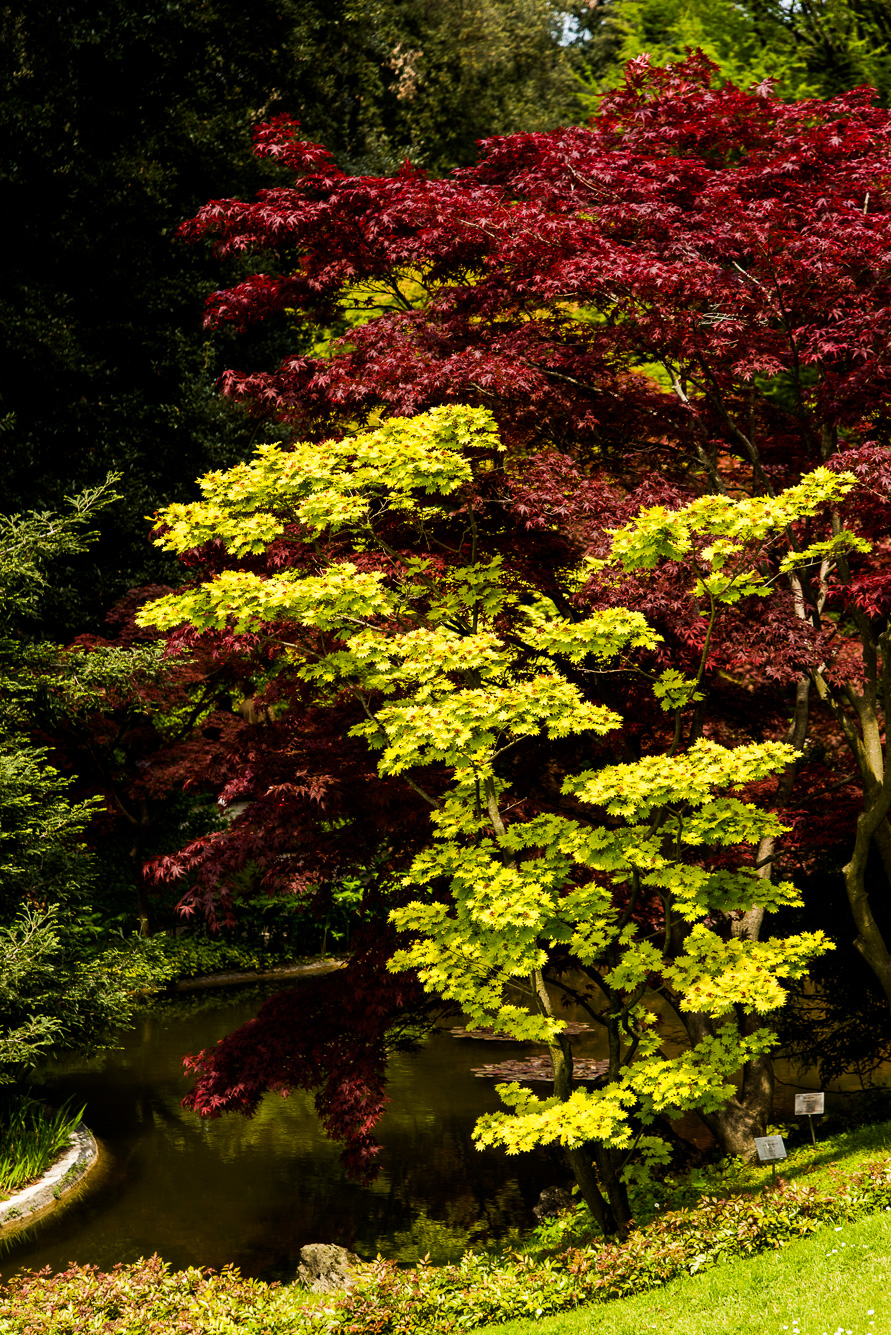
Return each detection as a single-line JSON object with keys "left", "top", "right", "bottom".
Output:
{"left": 107, "top": 932, "right": 305, "bottom": 998}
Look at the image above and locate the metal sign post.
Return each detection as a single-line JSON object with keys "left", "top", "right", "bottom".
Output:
{"left": 794, "top": 1092, "right": 825, "bottom": 1149}
{"left": 754, "top": 1134, "right": 787, "bottom": 1186}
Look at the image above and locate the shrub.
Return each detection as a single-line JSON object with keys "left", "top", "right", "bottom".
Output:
{"left": 0, "top": 1256, "right": 311, "bottom": 1335}
{"left": 135, "top": 932, "right": 303, "bottom": 991}
{"left": 4, "top": 1160, "right": 891, "bottom": 1333}
{"left": 321, "top": 1159, "right": 891, "bottom": 1332}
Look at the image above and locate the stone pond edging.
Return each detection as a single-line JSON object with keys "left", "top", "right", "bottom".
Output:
{"left": 0, "top": 1123, "right": 99, "bottom": 1235}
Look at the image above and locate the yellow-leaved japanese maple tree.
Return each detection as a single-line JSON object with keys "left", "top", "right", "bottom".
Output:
{"left": 139, "top": 404, "right": 847, "bottom": 1233}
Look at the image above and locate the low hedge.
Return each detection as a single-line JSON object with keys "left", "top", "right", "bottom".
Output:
{"left": 318, "top": 1159, "right": 891, "bottom": 1332}
{"left": 0, "top": 1257, "right": 309, "bottom": 1335}
{"left": 3, "top": 1160, "right": 891, "bottom": 1334}
{"left": 108, "top": 932, "right": 306, "bottom": 998}
{"left": 146, "top": 933, "right": 297, "bottom": 982}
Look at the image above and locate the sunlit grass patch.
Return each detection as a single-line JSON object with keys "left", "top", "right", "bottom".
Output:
{"left": 487, "top": 1209, "right": 891, "bottom": 1335}
{"left": 695, "top": 1117, "right": 891, "bottom": 1198}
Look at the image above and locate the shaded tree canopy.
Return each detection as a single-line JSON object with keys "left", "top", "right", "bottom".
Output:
{"left": 0, "top": 484, "right": 162, "bottom": 1080}
{"left": 2, "top": 0, "right": 886, "bottom": 638}
{"left": 601, "top": 0, "right": 891, "bottom": 103}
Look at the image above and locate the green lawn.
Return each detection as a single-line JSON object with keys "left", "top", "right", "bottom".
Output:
{"left": 489, "top": 1208, "right": 891, "bottom": 1335}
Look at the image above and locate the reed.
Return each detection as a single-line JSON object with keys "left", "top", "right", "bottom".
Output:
{"left": 0, "top": 1096, "right": 84, "bottom": 1196}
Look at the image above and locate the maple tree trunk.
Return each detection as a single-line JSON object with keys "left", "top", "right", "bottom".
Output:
{"left": 814, "top": 628, "right": 891, "bottom": 1016}
{"left": 591, "top": 1141, "right": 633, "bottom": 1234}
{"left": 498, "top": 784, "right": 627, "bottom": 1235}
{"left": 727, "top": 676, "right": 812, "bottom": 1149}
{"left": 714, "top": 1046, "right": 774, "bottom": 1159}
{"left": 671, "top": 677, "right": 811, "bottom": 1158}
{"left": 532, "top": 969, "right": 627, "bottom": 1236}
{"left": 704, "top": 1066, "right": 774, "bottom": 1159}
{"left": 844, "top": 802, "right": 891, "bottom": 1018}
{"left": 871, "top": 818, "right": 891, "bottom": 895}
{"left": 133, "top": 862, "right": 152, "bottom": 938}
{"left": 682, "top": 1010, "right": 773, "bottom": 1159}
{"left": 564, "top": 1142, "right": 618, "bottom": 1236}
{"left": 549, "top": 1035, "right": 625, "bottom": 1238}
{"left": 130, "top": 804, "right": 154, "bottom": 937}
{"left": 670, "top": 922, "right": 774, "bottom": 1159}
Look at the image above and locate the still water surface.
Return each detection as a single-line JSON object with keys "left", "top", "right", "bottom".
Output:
{"left": 2, "top": 984, "right": 563, "bottom": 1280}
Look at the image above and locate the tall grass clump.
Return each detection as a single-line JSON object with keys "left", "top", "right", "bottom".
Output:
{"left": 0, "top": 1095, "right": 83, "bottom": 1196}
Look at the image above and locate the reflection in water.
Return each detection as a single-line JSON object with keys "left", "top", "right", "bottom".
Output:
{"left": 2, "top": 985, "right": 565, "bottom": 1280}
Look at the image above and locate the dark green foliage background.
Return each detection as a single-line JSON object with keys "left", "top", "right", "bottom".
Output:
{"left": 0, "top": 0, "right": 590, "bottom": 636}
{"left": 2, "top": 0, "right": 886, "bottom": 635}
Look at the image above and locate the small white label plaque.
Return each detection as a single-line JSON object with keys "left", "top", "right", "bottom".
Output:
{"left": 754, "top": 1135, "right": 787, "bottom": 1162}
{"left": 795, "top": 1092, "right": 825, "bottom": 1116}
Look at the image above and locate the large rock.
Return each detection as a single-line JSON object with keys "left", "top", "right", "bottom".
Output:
{"left": 533, "top": 1185, "right": 574, "bottom": 1222}
{"left": 297, "top": 1243, "right": 365, "bottom": 1293}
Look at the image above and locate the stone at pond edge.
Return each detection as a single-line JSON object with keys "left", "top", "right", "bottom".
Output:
{"left": 0, "top": 1123, "right": 98, "bottom": 1233}
{"left": 533, "top": 1185, "right": 574, "bottom": 1221}
{"left": 297, "top": 1243, "right": 366, "bottom": 1292}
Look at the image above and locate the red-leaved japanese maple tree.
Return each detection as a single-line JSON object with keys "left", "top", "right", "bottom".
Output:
{"left": 156, "top": 53, "right": 891, "bottom": 1176}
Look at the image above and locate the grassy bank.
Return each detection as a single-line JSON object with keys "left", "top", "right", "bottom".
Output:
{"left": 488, "top": 1208, "right": 891, "bottom": 1335}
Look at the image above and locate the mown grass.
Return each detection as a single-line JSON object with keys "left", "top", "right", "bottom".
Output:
{"left": 487, "top": 1120, "right": 891, "bottom": 1335}
{"left": 521, "top": 1118, "right": 891, "bottom": 1260}
{"left": 488, "top": 1207, "right": 891, "bottom": 1335}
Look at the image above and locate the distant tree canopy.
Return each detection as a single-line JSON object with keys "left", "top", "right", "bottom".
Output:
{"left": 0, "top": 0, "right": 587, "bottom": 636}
{"left": 605, "top": 0, "right": 891, "bottom": 103}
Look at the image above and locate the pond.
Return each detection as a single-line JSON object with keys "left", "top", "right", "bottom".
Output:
{"left": 1, "top": 982, "right": 567, "bottom": 1281}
